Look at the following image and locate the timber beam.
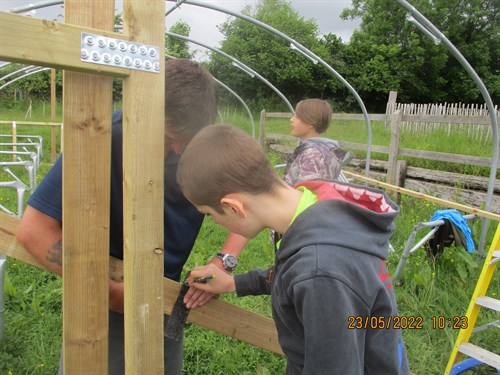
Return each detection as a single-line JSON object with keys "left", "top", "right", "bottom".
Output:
{"left": 0, "top": 12, "right": 131, "bottom": 77}
{"left": 0, "top": 212, "right": 284, "bottom": 355}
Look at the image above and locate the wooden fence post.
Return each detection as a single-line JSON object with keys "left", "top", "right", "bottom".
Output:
{"left": 385, "top": 91, "right": 398, "bottom": 128}
{"left": 259, "top": 109, "right": 266, "bottom": 147}
{"left": 386, "top": 109, "right": 402, "bottom": 188}
{"left": 62, "top": 0, "right": 114, "bottom": 371}
{"left": 122, "top": 1, "right": 165, "bottom": 373}
{"left": 50, "top": 69, "right": 57, "bottom": 161}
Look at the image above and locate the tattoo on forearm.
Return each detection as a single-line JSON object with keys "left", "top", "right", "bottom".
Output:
{"left": 46, "top": 240, "right": 63, "bottom": 267}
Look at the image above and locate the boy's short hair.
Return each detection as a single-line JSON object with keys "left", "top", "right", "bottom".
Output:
{"left": 295, "top": 99, "right": 332, "bottom": 134}
{"left": 165, "top": 59, "right": 218, "bottom": 144}
{"left": 177, "top": 124, "right": 282, "bottom": 213}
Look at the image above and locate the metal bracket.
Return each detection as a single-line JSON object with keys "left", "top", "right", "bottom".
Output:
{"left": 80, "top": 33, "right": 161, "bottom": 73}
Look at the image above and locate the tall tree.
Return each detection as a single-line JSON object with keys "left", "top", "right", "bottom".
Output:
{"left": 209, "top": 0, "right": 334, "bottom": 110}
{"left": 341, "top": 0, "right": 498, "bottom": 110}
{"left": 166, "top": 20, "right": 193, "bottom": 59}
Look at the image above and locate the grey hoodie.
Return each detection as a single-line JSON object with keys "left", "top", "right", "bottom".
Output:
{"left": 235, "top": 180, "right": 410, "bottom": 374}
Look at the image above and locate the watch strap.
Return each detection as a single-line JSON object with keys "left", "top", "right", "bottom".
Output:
{"left": 216, "top": 252, "right": 237, "bottom": 271}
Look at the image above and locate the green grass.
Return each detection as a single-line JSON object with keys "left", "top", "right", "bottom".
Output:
{"left": 0, "top": 101, "right": 499, "bottom": 374}
{"left": 264, "top": 115, "right": 497, "bottom": 177}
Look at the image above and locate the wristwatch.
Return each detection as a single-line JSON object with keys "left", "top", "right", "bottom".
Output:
{"left": 216, "top": 252, "right": 237, "bottom": 272}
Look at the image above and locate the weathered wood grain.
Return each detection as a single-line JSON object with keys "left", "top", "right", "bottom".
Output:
{"left": 62, "top": 1, "right": 114, "bottom": 372}
{"left": 0, "top": 212, "right": 284, "bottom": 356}
{"left": 0, "top": 12, "right": 130, "bottom": 77}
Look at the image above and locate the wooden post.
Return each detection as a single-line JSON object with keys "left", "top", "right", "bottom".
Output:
{"left": 122, "top": 1, "right": 165, "bottom": 373}
{"left": 394, "top": 160, "right": 407, "bottom": 204}
{"left": 50, "top": 69, "right": 57, "bottom": 161}
{"left": 259, "top": 109, "right": 266, "bottom": 147}
{"left": 0, "top": 212, "right": 284, "bottom": 357}
{"left": 11, "top": 121, "right": 16, "bottom": 160}
{"left": 62, "top": 1, "right": 114, "bottom": 373}
{"left": 386, "top": 109, "right": 402, "bottom": 188}
{"left": 396, "top": 160, "right": 407, "bottom": 188}
{"left": 385, "top": 91, "right": 398, "bottom": 129}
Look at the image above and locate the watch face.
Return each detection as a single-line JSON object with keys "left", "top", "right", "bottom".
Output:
{"left": 224, "top": 255, "right": 237, "bottom": 269}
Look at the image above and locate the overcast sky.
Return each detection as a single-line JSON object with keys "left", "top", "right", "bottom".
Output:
{"left": 1, "top": 0, "right": 361, "bottom": 60}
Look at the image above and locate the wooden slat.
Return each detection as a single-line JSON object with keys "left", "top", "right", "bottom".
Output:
{"left": 0, "top": 12, "right": 130, "bottom": 77}
{"left": 0, "top": 121, "right": 62, "bottom": 126}
{"left": 341, "top": 159, "right": 500, "bottom": 193}
{"left": 338, "top": 141, "right": 497, "bottom": 168}
{"left": 330, "top": 141, "right": 390, "bottom": 154}
{"left": 121, "top": 1, "right": 165, "bottom": 373}
{"left": 402, "top": 114, "right": 497, "bottom": 125}
{"left": 264, "top": 112, "right": 389, "bottom": 121}
{"left": 0, "top": 212, "right": 283, "bottom": 355}
{"left": 50, "top": 69, "right": 57, "bottom": 161}
{"left": 343, "top": 171, "right": 500, "bottom": 221}
{"left": 399, "top": 148, "right": 499, "bottom": 168}
{"left": 404, "top": 179, "right": 500, "bottom": 214}
{"left": 386, "top": 110, "right": 402, "bottom": 186}
{"left": 0, "top": 213, "right": 41, "bottom": 268}
{"left": 406, "top": 167, "right": 500, "bottom": 193}
{"left": 264, "top": 112, "right": 496, "bottom": 125}
{"left": 332, "top": 113, "right": 388, "bottom": 121}
{"left": 265, "top": 112, "right": 293, "bottom": 118}
{"left": 62, "top": 1, "right": 114, "bottom": 373}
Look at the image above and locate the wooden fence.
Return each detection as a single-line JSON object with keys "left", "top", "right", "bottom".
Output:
{"left": 386, "top": 92, "right": 498, "bottom": 144}
{"left": 259, "top": 99, "right": 499, "bottom": 213}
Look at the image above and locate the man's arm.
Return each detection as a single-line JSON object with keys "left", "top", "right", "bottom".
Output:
{"left": 209, "top": 231, "right": 248, "bottom": 269}
{"left": 183, "top": 231, "right": 249, "bottom": 308}
{"left": 16, "top": 205, "right": 125, "bottom": 313}
{"left": 16, "top": 205, "right": 64, "bottom": 275}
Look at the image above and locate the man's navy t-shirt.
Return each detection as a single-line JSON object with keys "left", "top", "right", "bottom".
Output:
{"left": 27, "top": 111, "right": 204, "bottom": 281}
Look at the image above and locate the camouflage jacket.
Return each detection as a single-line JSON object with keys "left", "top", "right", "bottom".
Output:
{"left": 283, "top": 137, "right": 346, "bottom": 186}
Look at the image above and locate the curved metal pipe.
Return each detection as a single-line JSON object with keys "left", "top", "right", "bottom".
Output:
{"left": 165, "top": 31, "right": 295, "bottom": 114}
{"left": 0, "top": 64, "right": 37, "bottom": 82}
{"left": 165, "top": 0, "right": 373, "bottom": 178}
{"left": 11, "top": 0, "right": 372, "bottom": 176}
{"left": 213, "top": 78, "right": 256, "bottom": 138}
{"left": 397, "top": 0, "right": 498, "bottom": 252}
{"left": 0, "top": 67, "right": 50, "bottom": 91}
{"left": 8, "top": 0, "right": 62, "bottom": 14}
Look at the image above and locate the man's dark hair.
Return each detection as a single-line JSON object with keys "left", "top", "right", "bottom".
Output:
{"left": 164, "top": 59, "right": 218, "bottom": 143}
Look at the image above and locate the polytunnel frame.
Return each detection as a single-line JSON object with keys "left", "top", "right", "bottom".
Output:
{"left": 0, "top": 57, "right": 259, "bottom": 342}
{"left": 212, "top": 77, "right": 255, "bottom": 137}
{"left": 1, "top": 65, "right": 41, "bottom": 83}
{"left": 0, "top": 59, "right": 257, "bottom": 140}
{"left": 8, "top": 0, "right": 499, "bottom": 246}
{"left": 164, "top": 53, "right": 256, "bottom": 137}
{"left": 0, "top": 0, "right": 498, "bottom": 365}
{"left": 0, "top": 65, "right": 51, "bottom": 91}
{"left": 167, "top": 0, "right": 498, "bottom": 253}
{"left": 166, "top": 0, "right": 374, "bottom": 178}
{"left": 396, "top": 0, "right": 499, "bottom": 252}
{"left": 165, "top": 31, "right": 295, "bottom": 114}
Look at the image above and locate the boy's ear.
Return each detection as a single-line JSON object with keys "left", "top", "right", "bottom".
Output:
{"left": 220, "top": 194, "right": 247, "bottom": 218}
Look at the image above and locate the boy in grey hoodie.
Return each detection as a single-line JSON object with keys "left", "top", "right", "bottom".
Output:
{"left": 177, "top": 124, "right": 410, "bottom": 374}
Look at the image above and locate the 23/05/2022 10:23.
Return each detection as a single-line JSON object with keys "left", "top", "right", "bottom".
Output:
{"left": 347, "top": 315, "right": 468, "bottom": 330}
